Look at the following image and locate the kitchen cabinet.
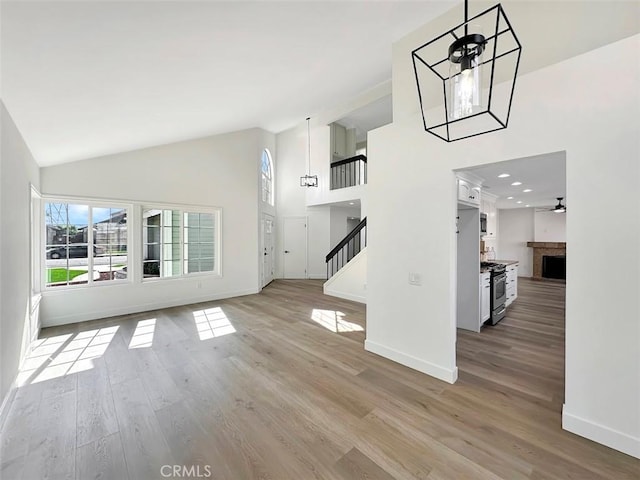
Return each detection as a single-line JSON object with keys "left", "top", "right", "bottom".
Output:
{"left": 331, "top": 123, "right": 347, "bottom": 159}
{"left": 505, "top": 263, "right": 518, "bottom": 306}
{"left": 457, "top": 178, "right": 481, "bottom": 206}
{"left": 481, "top": 271, "right": 491, "bottom": 323}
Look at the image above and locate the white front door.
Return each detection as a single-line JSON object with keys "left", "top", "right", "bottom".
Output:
{"left": 283, "top": 216, "right": 307, "bottom": 279}
{"left": 261, "top": 214, "right": 275, "bottom": 287}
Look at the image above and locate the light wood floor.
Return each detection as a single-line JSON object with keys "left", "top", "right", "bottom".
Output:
{"left": 1, "top": 278, "right": 638, "bottom": 479}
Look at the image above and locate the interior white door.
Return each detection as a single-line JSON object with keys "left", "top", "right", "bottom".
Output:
{"left": 283, "top": 216, "right": 307, "bottom": 279}
{"left": 261, "top": 214, "right": 275, "bottom": 287}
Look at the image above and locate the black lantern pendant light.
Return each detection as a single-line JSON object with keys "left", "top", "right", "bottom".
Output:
{"left": 300, "top": 117, "right": 318, "bottom": 187}
{"left": 412, "top": 0, "right": 522, "bottom": 142}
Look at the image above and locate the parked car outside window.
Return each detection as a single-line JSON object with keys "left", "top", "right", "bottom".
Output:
{"left": 46, "top": 245, "right": 98, "bottom": 259}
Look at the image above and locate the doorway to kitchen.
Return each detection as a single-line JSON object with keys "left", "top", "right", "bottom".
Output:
{"left": 454, "top": 151, "right": 567, "bottom": 424}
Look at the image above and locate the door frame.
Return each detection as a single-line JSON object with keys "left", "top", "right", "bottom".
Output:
{"left": 282, "top": 215, "right": 308, "bottom": 279}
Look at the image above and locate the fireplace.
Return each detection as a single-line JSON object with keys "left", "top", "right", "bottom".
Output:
{"left": 542, "top": 255, "right": 566, "bottom": 279}
{"left": 527, "top": 242, "right": 566, "bottom": 280}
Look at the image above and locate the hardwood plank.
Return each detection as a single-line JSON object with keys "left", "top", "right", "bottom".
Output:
{"left": 0, "top": 383, "right": 42, "bottom": 464}
{"left": 23, "top": 389, "right": 76, "bottom": 480}
{"left": 110, "top": 378, "right": 174, "bottom": 479}
{"left": 0, "top": 454, "right": 25, "bottom": 480}
{"left": 334, "top": 447, "right": 396, "bottom": 480}
{"left": 102, "top": 333, "right": 139, "bottom": 386}
{"left": 75, "top": 433, "right": 128, "bottom": 480}
{"left": 76, "top": 357, "right": 119, "bottom": 447}
{"left": 130, "top": 347, "right": 183, "bottom": 411}
{"left": 1, "top": 277, "right": 637, "bottom": 480}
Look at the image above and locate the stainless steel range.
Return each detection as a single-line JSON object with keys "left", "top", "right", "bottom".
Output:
{"left": 481, "top": 262, "right": 507, "bottom": 325}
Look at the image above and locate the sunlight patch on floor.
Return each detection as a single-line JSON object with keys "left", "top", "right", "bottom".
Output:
{"left": 192, "top": 307, "right": 236, "bottom": 340}
{"left": 128, "top": 319, "right": 156, "bottom": 349}
{"left": 17, "top": 326, "right": 119, "bottom": 385}
{"left": 311, "top": 309, "right": 363, "bottom": 333}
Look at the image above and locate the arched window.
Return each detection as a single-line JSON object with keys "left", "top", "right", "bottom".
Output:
{"left": 261, "top": 149, "right": 274, "bottom": 206}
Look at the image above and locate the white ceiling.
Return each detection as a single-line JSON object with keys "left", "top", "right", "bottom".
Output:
{"left": 460, "top": 151, "right": 566, "bottom": 209}
{"left": 2, "top": 1, "right": 638, "bottom": 167}
{"left": 0, "top": 0, "right": 457, "bottom": 166}
{"left": 337, "top": 95, "right": 393, "bottom": 143}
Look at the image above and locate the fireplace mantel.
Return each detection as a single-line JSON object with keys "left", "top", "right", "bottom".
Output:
{"left": 527, "top": 242, "right": 566, "bottom": 280}
{"left": 527, "top": 242, "right": 566, "bottom": 249}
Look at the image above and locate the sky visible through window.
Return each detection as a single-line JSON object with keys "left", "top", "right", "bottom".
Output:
{"left": 45, "top": 203, "right": 116, "bottom": 225}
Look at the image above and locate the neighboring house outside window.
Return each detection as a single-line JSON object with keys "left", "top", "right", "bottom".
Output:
{"left": 142, "top": 206, "right": 220, "bottom": 279}
{"left": 44, "top": 202, "right": 128, "bottom": 287}
{"left": 261, "top": 149, "right": 274, "bottom": 206}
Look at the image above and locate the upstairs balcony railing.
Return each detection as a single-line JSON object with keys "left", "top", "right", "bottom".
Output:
{"left": 326, "top": 217, "right": 366, "bottom": 279}
{"left": 330, "top": 155, "right": 367, "bottom": 190}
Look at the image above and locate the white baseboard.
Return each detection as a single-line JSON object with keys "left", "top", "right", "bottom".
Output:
{"left": 364, "top": 339, "right": 458, "bottom": 384}
{"left": 562, "top": 406, "right": 640, "bottom": 459}
{"left": 323, "top": 288, "right": 366, "bottom": 304}
{"left": 42, "top": 288, "right": 259, "bottom": 327}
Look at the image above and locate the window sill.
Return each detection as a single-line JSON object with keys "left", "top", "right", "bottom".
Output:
{"left": 141, "top": 272, "right": 222, "bottom": 283}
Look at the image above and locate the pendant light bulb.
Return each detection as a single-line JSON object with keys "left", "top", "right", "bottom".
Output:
{"left": 448, "top": 30, "right": 485, "bottom": 121}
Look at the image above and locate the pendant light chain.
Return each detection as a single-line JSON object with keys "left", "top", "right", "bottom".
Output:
{"left": 464, "top": 0, "right": 468, "bottom": 35}
{"left": 299, "top": 116, "right": 318, "bottom": 187}
{"left": 307, "top": 117, "right": 311, "bottom": 176}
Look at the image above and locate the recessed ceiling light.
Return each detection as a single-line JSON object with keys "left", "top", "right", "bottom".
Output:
{"left": 525, "top": 204, "right": 530, "bottom": 207}
{"left": 507, "top": 196, "right": 514, "bottom": 200}
{"left": 349, "top": 202, "right": 354, "bottom": 205}
{"left": 523, "top": 188, "right": 532, "bottom": 193}
{"left": 511, "top": 181, "right": 522, "bottom": 186}
{"left": 498, "top": 173, "right": 510, "bottom": 178}
{"left": 516, "top": 201, "right": 523, "bottom": 204}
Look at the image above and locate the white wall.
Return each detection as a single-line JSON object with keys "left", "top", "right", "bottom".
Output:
{"left": 497, "top": 208, "right": 535, "bottom": 277}
{"left": 273, "top": 82, "right": 385, "bottom": 280}
{"left": 0, "top": 102, "right": 41, "bottom": 407}
{"left": 40, "top": 128, "right": 272, "bottom": 326}
{"left": 330, "top": 206, "right": 361, "bottom": 249}
{"left": 324, "top": 248, "right": 367, "bottom": 304}
{"left": 275, "top": 124, "right": 331, "bottom": 279}
{"left": 368, "top": 35, "right": 640, "bottom": 457}
{"left": 535, "top": 210, "right": 566, "bottom": 242}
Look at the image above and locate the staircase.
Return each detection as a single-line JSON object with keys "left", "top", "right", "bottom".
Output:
{"left": 326, "top": 217, "right": 366, "bottom": 279}
{"left": 324, "top": 217, "right": 367, "bottom": 303}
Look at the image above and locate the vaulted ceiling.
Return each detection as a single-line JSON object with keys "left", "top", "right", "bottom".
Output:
{"left": 1, "top": 1, "right": 457, "bottom": 165}
{"left": 2, "top": 1, "right": 638, "bottom": 167}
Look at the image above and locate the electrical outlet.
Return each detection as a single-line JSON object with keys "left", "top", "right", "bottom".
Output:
{"left": 408, "top": 273, "right": 422, "bottom": 286}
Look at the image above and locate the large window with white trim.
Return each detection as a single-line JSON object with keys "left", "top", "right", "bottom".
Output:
{"left": 142, "top": 207, "right": 220, "bottom": 279}
{"left": 44, "top": 202, "right": 128, "bottom": 287}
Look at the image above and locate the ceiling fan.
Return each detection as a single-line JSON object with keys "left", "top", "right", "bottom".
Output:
{"left": 552, "top": 197, "right": 566, "bottom": 213}
{"left": 535, "top": 197, "right": 566, "bottom": 213}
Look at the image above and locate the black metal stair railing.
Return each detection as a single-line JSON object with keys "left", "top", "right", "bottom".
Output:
{"left": 326, "top": 217, "right": 366, "bottom": 279}
{"left": 330, "top": 155, "right": 367, "bottom": 190}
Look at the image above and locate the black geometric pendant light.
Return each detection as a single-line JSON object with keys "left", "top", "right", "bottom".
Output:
{"left": 412, "top": 0, "right": 522, "bottom": 142}
{"left": 300, "top": 117, "right": 318, "bottom": 187}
